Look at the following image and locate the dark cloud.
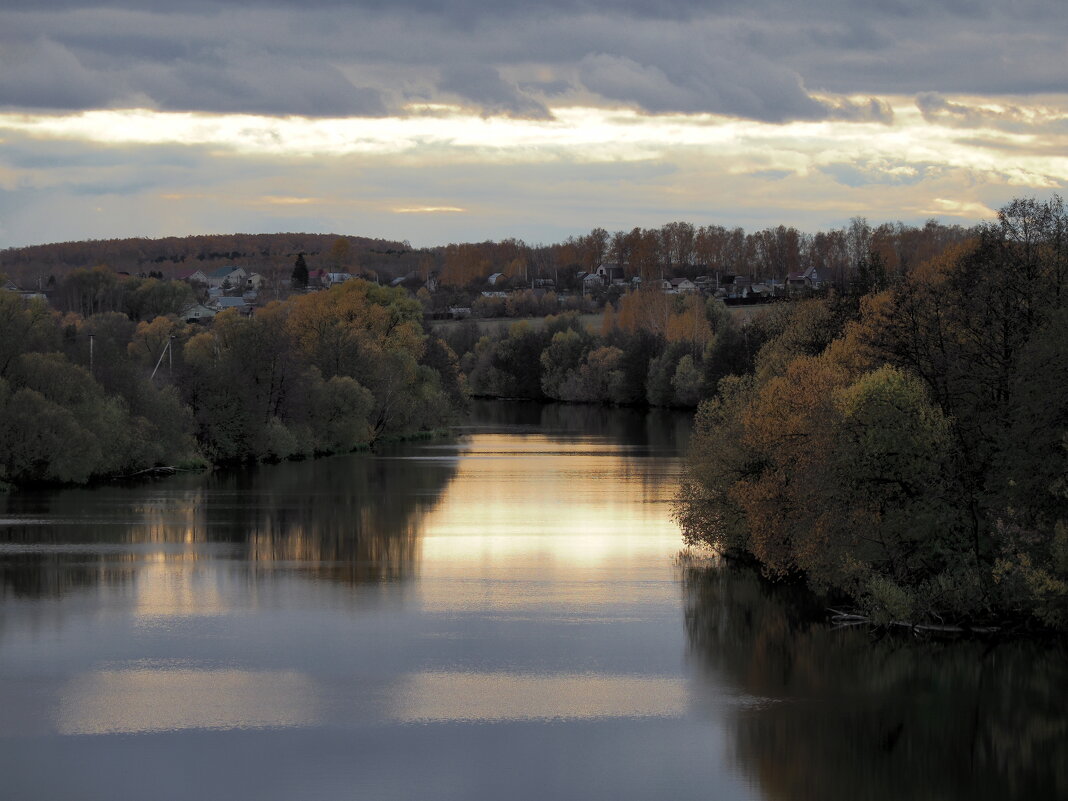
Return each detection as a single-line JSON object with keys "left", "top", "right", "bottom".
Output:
{"left": 438, "top": 64, "right": 550, "bottom": 119}
{"left": 0, "top": 1, "right": 1065, "bottom": 120}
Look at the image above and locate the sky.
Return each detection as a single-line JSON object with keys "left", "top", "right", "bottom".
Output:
{"left": 1, "top": 0, "right": 1066, "bottom": 249}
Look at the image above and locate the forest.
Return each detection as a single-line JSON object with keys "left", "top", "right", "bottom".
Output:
{"left": 0, "top": 279, "right": 463, "bottom": 486}
{"left": 2, "top": 218, "right": 973, "bottom": 296}
{"left": 676, "top": 196, "right": 1068, "bottom": 629}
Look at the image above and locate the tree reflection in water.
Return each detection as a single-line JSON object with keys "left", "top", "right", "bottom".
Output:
{"left": 0, "top": 445, "right": 460, "bottom": 602}
{"left": 682, "top": 565, "right": 1068, "bottom": 801}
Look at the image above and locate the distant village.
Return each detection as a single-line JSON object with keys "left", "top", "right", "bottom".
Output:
{"left": 3, "top": 258, "right": 829, "bottom": 325}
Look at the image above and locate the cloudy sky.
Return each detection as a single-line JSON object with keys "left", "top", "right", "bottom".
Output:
{"left": 1, "top": 0, "right": 1066, "bottom": 248}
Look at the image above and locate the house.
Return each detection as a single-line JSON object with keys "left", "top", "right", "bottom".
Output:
{"left": 324, "top": 272, "right": 352, "bottom": 288}
{"left": 245, "top": 272, "right": 265, "bottom": 290}
{"left": 581, "top": 272, "right": 604, "bottom": 291}
{"left": 205, "top": 266, "right": 247, "bottom": 289}
{"left": 669, "top": 277, "right": 697, "bottom": 293}
{"left": 447, "top": 306, "right": 472, "bottom": 319}
{"left": 487, "top": 272, "right": 506, "bottom": 286}
{"left": 746, "top": 283, "right": 772, "bottom": 300}
{"left": 533, "top": 278, "right": 555, "bottom": 289}
{"left": 1, "top": 279, "right": 46, "bottom": 302}
{"left": 181, "top": 302, "right": 217, "bottom": 323}
{"left": 787, "top": 266, "right": 822, "bottom": 291}
{"left": 596, "top": 263, "right": 626, "bottom": 283}
{"left": 178, "top": 269, "right": 209, "bottom": 285}
{"left": 214, "top": 296, "right": 250, "bottom": 314}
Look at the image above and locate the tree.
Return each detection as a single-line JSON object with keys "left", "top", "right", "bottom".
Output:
{"left": 291, "top": 253, "right": 309, "bottom": 290}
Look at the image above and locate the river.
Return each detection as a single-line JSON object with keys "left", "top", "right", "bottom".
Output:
{"left": 0, "top": 401, "right": 1064, "bottom": 800}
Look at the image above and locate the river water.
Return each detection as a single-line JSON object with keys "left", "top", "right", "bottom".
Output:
{"left": 0, "top": 401, "right": 1064, "bottom": 800}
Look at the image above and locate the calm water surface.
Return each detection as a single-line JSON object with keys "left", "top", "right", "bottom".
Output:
{"left": 0, "top": 401, "right": 1064, "bottom": 800}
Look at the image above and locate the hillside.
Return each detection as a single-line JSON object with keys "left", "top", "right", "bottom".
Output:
{"left": 0, "top": 233, "right": 423, "bottom": 287}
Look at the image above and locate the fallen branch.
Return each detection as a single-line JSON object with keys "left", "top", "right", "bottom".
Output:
{"left": 826, "top": 609, "right": 1000, "bottom": 635}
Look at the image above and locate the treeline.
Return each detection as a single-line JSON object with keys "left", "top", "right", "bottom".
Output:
{"left": 0, "top": 280, "right": 464, "bottom": 486}
{"left": 52, "top": 266, "right": 195, "bottom": 319}
{"left": 0, "top": 233, "right": 410, "bottom": 288}
{"left": 677, "top": 197, "right": 1068, "bottom": 629}
{"left": 5, "top": 219, "right": 974, "bottom": 299}
{"left": 446, "top": 292, "right": 771, "bottom": 407}
{"left": 434, "top": 219, "right": 972, "bottom": 289}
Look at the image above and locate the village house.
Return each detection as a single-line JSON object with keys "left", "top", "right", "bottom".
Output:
{"left": 595, "top": 263, "right": 626, "bottom": 284}
{"left": 1, "top": 279, "right": 47, "bottom": 301}
{"left": 669, "top": 277, "right": 697, "bottom": 293}
{"left": 323, "top": 272, "right": 352, "bottom": 288}
{"left": 205, "top": 266, "right": 247, "bottom": 289}
{"left": 178, "top": 269, "right": 209, "bottom": 285}
{"left": 579, "top": 272, "right": 603, "bottom": 291}
{"left": 213, "top": 296, "right": 252, "bottom": 315}
{"left": 181, "top": 302, "right": 217, "bottom": 323}
{"left": 787, "top": 265, "right": 825, "bottom": 292}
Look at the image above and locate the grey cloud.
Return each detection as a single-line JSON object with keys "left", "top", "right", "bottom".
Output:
{"left": 916, "top": 92, "right": 1026, "bottom": 130}
{"left": 576, "top": 52, "right": 891, "bottom": 123}
{"left": 0, "top": 34, "right": 385, "bottom": 116}
{"left": 2, "top": 1, "right": 1067, "bottom": 122}
{"left": 0, "top": 38, "right": 113, "bottom": 109}
{"left": 438, "top": 64, "right": 550, "bottom": 119}
{"left": 916, "top": 93, "right": 1068, "bottom": 140}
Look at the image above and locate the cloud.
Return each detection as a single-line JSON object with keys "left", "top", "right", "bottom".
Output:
{"left": 438, "top": 64, "right": 550, "bottom": 119}
{"left": 1, "top": 2, "right": 1064, "bottom": 123}
{"left": 819, "top": 160, "right": 929, "bottom": 188}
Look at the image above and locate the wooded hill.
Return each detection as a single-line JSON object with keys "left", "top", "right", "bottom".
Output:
{"left": 0, "top": 233, "right": 418, "bottom": 288}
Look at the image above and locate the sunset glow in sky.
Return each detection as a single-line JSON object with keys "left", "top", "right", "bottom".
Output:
{"left": 1, "top": 1, "right": 1066, "bottom": 247}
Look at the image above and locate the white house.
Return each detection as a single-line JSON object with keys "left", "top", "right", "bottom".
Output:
{"left": 181, "top": 303, "right": 217, "bottom": 323}
{"left": 324, "top": 272, "right": 352, "bottom": 288}
{"left": 669, "top": 277, "right": 697, "bottom": 293}
{"left": 205, "top": 266, "right": 247, "bottom": 289}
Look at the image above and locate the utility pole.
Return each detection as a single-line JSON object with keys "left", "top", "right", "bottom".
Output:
{"left": 151, "top": 338, "right": 172, "bottom": 380}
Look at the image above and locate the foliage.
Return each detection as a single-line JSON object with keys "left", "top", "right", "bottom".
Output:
{"left": 0, "top": 278, "right": 464, "bottom": 485}
{"left": 678, "top": 196, "right": 1068, "bottom": 628}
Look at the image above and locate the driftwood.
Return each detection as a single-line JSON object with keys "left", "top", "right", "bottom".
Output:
{"left": 110, "top": 465, "right": 181, "bottom": 479}
{"left": 827, "top": 608, "right": 1000, "bottom": 635}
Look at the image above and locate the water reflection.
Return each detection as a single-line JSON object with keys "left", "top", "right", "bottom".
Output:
{"left": 0, "top": 445, "right": 459, "bottom": 605}
{"left": 683, "top": 565, "right": 1068, "bottom": 801}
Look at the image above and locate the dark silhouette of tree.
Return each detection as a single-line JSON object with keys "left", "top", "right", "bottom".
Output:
{"left": 291, "top": 253, "right": 309, "bottom": 290}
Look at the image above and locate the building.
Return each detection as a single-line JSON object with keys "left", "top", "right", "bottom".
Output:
{"left": 181, "top": 303, "right": 217, "bottom": 323}
{"left": 596, "top": 263, "right": 626, "bottom": 284}
{"left": 205, "top": 266, "right": 247, "bottom": 289}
